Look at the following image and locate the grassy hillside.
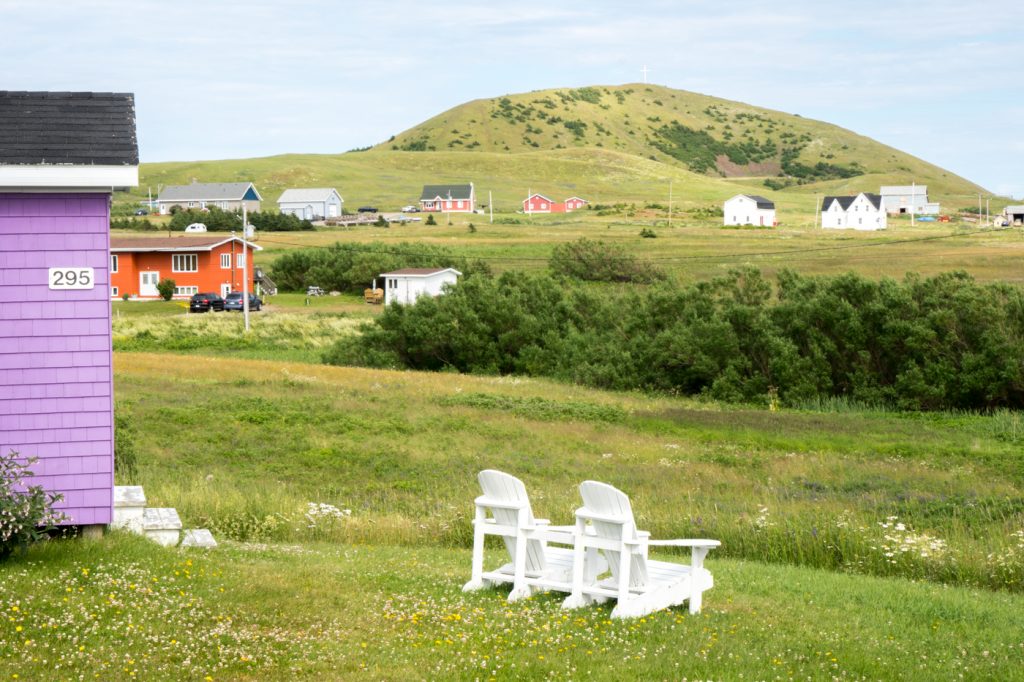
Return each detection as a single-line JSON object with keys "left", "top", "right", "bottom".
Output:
{"left": 130, "top": 84, "right": 993, "bottom": 218}
{"left": 379, "top": 83, "right": 984, "bottom": 197}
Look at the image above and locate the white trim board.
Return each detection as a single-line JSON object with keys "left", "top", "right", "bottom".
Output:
{"left": 0, "top": 164, "right": 138, "bottom": 190}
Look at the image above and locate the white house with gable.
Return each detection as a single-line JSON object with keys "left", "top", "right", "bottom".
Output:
{"left": 277, "top": 188, "right": 343, "bottom": 220}
{"left": 380, "top": 267, "right": 461, "bottom": 306}
{"left": 821, "top": 193, "right": 887, "bottom": 230}
{"left": 724, "top": 194, "right": 776, "bottom": 227}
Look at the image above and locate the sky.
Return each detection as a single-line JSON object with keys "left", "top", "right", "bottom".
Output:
{"left": 2, "top": 0, "right": 1022, "bottom": 198}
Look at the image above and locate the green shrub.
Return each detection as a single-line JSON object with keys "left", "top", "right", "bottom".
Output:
{"left": 156, "top": 278, "right": 175, "bottom": 301}
{"left": 1, "top": 451, "right": 67, "bottom": 559}
{"left": 425, "top": 214, "right": 436, "bottom": 226}
{"left": 328, "top": 267, "right": 1024, "bottom": 411}
{"left": 168, "top": 206, "right": 241, "bottom": 232}
{"left": 549, "top": 238, "right": 666, "bottom": 284}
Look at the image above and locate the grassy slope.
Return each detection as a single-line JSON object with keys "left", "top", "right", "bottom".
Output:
{"left": 2, "top": 535, "right": 1023, "bottom": 680}
{"left": 128, "top": 84, "right": 995, "bottom": 219}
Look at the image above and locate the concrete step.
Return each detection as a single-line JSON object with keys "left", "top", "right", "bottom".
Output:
{"left": 141, "top": 507, "right": 182, "bottom": 547}
{"left": 181, "top": 529, "right": 218, "bottom": 548}
{"left": 112, "top": 485, "right": 146, "bottom": 532}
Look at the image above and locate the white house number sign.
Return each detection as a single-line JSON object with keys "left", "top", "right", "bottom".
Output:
{"left": 48, "top": 267, "right": 95, "bottom": 290}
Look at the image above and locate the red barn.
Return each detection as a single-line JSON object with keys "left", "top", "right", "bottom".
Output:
{"left": 110, "top": 235, "right": 261, "bottom": 299}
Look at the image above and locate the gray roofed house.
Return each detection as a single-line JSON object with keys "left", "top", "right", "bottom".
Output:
{"left": 277, "top": 187, "right": 343, "bottom": 220}
{"left": 156, "top": 181, "right": 262, "bottom": 215}
{"left": 723, "top": 193, "right": 777, "bottom": 227}
{"left": 0, "top": 91, "right": 138, "bottom": 189}
{"left": 419, "top": 183, "right": 476, "bottom": 212}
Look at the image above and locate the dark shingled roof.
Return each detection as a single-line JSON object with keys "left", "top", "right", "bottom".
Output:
{"left": 420, "top": 183, "right": 473, "bottom": 201}
{"left": 823, "top": 193, "right": 884, "bottom": 212}
{"left": 742, "top": 194, "right": 775, "bottom": 209}
{"left": 0, "top": 91, "right": 138, "bottom": 165}
{"left": 822, "top": 195, "right": 856, "bottom": 211}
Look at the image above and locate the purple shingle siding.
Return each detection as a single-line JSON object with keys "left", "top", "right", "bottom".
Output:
{"left": 0, "top": 193, "right": 113, "bottom": 525}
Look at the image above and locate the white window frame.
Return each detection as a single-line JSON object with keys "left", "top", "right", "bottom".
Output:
{"left": 111, "top": 286, "right": 118, "bottom": 297}
{"left": 236, "top": 253, "right": 245, "bottom": 268}
{"left": 220, "top": 253, "right": 231, "bottom": 269}
{"left": 172, "top": 253, "right": 198, "bottom": 273}
{"left": 110, "top": 254, "right": 118, "bottom": 273}
{"left": 174, "top": 285, "right": 199, "bottom": 296}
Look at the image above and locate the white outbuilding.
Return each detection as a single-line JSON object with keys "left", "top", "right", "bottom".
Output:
{"left": 821, "top": 193, "right": 887, "bottom": 230}
{"left": 380, "top": 267, "right": 462, "bottom": 306}
{"left": 724, "top": 194, "right": 776, "bottom": 227}
{"left": 277, "top": 188, "right": 343, "bottom": 220}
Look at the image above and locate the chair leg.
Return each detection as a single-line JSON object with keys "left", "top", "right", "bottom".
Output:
{"left": 462, "top": 521, "right": 487, "bottom": 592}
{"left": 561, "top": 525, "right": 590, "bottom": 610}
{"left": 507, "top": 527, "right": 530, "bottom": 602}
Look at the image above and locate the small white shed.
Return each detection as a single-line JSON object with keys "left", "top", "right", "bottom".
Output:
{"left": 277, "top": 188, "right": 343, "bottom": 220}
{"left": 380, "top": 267, "right": 461, "bottom": 306}
{"left": 724, "top": 194, "right": 776, "bottom": 227}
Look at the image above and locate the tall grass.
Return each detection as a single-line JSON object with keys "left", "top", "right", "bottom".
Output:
{"left": 115, "top": 353, "right": 1024, "bottom": 592}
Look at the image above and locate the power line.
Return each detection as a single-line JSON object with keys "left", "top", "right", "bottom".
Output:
{"left": 254, "top": 224, "right": 1016, "bottom": 266}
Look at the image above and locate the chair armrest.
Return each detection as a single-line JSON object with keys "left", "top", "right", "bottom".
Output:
{"left": 647, "top": 539, "right": 721, "bottom": 549}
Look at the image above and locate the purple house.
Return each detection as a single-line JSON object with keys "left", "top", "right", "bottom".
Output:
{"left": 0, "top": 92, "right": 138, "bottom": 531}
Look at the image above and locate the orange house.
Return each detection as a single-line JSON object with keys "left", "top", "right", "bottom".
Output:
{"left": 110, "top": 236, "right": 262, "bottom": 300}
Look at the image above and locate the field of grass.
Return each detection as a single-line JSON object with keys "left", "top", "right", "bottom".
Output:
{"left": 108, "top": 352, "right": 1024, "bottom": 594}
{"left": 234, "top": 218, "right": 1024, "bottom": 284}
{"left": 3, "top": 534, "right": 1023, "bottom": 680}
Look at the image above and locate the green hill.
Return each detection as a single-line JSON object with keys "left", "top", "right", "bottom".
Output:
{"left": 377, "top": 84, "right": 984, "bottom": 196}
{"left": 132, "top": 84, "right": 988, "bottom": 217}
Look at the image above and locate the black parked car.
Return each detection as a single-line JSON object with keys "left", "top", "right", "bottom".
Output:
{"left": 357, "top": 206, "right": 378, "bottom": 213}
{"left": 224, "top": 292, "right": 262, "bottom": 311}
{"left": 189, "top": 292, "right": 225, "bottom": 312}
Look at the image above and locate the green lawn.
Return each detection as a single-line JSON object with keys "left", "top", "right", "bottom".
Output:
{"left": 2, "top": 534, "right": 1022, "bottom": 680}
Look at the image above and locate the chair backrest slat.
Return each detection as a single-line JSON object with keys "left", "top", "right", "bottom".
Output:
{"left": 477, "top": 470, "right": 546, "bottom": 572}
{"left": 579, "top": 481, "right": 649, "bottom": 588}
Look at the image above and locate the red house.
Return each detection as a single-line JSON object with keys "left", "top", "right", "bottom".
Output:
{"left": 523, "top": 193, "right": 588, "bottom": 214}
{"left": 110, "top": 235, "right": 261, "bottom": 299}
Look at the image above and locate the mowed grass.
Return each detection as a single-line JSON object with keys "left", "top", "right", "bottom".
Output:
{"left": 2, "top": 533, "right": 1022, "bottom": 681}
{"left": 113, "top": 353, "right": 1024, "bottom": 593}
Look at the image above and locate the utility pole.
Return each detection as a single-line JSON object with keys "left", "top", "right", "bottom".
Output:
{"left": 242, "top": 205, "right": 250, "bottom": 333}
{"left": 641, "top": 65, "right": 649, "bottom": 84}
{"left": 814, "top": 194, "right": 820, "bottom": 229}
{"left": 986, "top": 196, "right": 990, "bottom": 226}
{"left": 978, "top": 193, "right": 983, "bottom": 226}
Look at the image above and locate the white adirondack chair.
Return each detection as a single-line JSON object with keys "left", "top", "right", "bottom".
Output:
{"left": 463, "top": 470, "right": 604, "bottom": 601}
{"left": 561, "top": 480, "right": 720, "bottom": 618}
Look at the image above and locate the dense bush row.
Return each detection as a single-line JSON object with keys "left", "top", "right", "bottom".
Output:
{"left": 325, "top": 268, "right": 1024, "bottom": 411}
{"left": 269, "top": 242, "right": 491, "bottom": 293}
{"left": 168, "top": 207, "right": 314, "bottom": 232}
